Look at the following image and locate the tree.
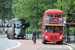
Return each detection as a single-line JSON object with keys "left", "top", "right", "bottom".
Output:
{"left": 55, "top": 0, "right": 75, "bottom": 23}
{"left": 12, "top": 0, "right": 57, "bottom": 30}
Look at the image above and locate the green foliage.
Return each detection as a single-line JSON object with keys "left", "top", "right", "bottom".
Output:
{"left": 12, "top": 0, "right": 57, "bottom": 31}
{"left": 1, "top": 0, "right": 75, "bottom": 33}
{"left": 55, "top": 0, "right": 75, "bottom": 22}
{"left": 0, "top": 0, "right": 11, "bottom": 20}
{"left": 69, "top": 27, "right": 75, "bottom": 35}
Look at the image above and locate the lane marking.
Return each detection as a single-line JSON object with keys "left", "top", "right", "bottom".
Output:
{"left": 39, "top": 44, "right": 72, "bottom": 50}
{"left": 5, "top": 38, "right": 21, "bottom": 50}
{"left": 66, "top": 45, "right": 72, "bottom": 50}
{"left": 39, "top": 45, "right": 45, "bottom": 50}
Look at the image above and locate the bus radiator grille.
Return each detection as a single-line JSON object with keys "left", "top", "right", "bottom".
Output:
{"left": 49, "top": 35, "right": 58, "bottom": 41}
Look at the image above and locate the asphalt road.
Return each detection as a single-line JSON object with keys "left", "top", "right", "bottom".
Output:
{"left": 10, "top": 40, "right": 75, "bottom": 50}
{"left": 0, "top": 34, "right": 75, "bottom": 50}
{"left": 0, "top": 34, "right": 19, "bottom": 50}
{"left": 38, "top": 43, "right": 71, "bottom": 50}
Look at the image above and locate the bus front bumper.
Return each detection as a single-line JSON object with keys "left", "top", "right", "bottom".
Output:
{"left": 44, "top": 35, "right": 63, "bottom": 42}
{"left": 15, "top": 35, "right": 26, "bottom": 39}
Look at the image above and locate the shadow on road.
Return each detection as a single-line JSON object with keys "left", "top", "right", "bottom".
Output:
{"left": 42, "top": 42, "right": 66, "bottom": 45}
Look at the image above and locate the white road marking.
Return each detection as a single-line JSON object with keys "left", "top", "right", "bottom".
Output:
{"left": 5, "top": 38, "right": 21, "bottom": 50}
{"left": 66, "top": 45, "right": 72, "bottom": 50}
{"left": 39, "top": 45, "right": 72, "bottom": 50}
{"left": 39, "top": 45, "right": 45, "bottom": 50}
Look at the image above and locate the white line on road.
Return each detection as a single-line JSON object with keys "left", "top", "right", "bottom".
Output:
{"left": 66, "top": 45, "right": 72, "bottom": 50}
{"left": 5, "top": 38, "right": 21, "bottom": 50}
{"left": 39, "top": 45, "right": 45, "bottom": 50}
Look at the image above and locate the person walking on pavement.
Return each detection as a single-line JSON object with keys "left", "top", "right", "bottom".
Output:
{"left": 37, "top": 30, "right": 39, "bottom": 39}
{"left": 32, "top": 30, "right": 36, "bottom": 44}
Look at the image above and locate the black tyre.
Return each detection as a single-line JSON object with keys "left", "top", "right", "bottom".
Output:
{"left": 42, "top": 38, "right": 46, "bottom": 44}
{"left": 22, "top": 37, "right": 24, "bottom": 39}
{"left": 60, "top": 40, "right": 63, "bottom": 45}
{"left": 7, "top": 34, "right": 10, "bottom": 39}
{"left": 56, "top": 41, "right": 60, "bottom": 44}
{"left": 56, "top": 40, "right": 63, "bottom": 44}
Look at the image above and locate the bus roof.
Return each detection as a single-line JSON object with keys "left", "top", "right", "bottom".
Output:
{"left": 45, "top": 9, "right": 62, "bottom": 13}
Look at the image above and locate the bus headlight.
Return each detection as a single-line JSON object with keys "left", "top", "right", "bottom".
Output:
{"left": 46, "top": 36, "right": 48, "bottom": 38}
{"left": 60, "top": 37, "right": 62, "bottom": 39}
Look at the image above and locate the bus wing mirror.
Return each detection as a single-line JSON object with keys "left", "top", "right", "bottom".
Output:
{"left": 26, "top": 23, "right": 29, "bottom": 27}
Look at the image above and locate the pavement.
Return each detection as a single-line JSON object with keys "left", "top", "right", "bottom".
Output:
{"left": 63, "top": 38, "right": 75, "bottom": 49}
{"left": 64, "top": 42, "right": 75, "bottom": 49}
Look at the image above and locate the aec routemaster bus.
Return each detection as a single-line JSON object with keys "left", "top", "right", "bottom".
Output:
{"left": 7, "top": 18, "right": 29, "bottom": 39}
{"left": 42, "top": 9, "right": 64, "bottom": 44}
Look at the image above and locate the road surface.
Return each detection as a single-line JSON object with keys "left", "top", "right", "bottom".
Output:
{"left": 0, "top": 34, "right": 75, "bottom": 50}
{"left": 0, "top": 34, "right": 19, "bottom": 50}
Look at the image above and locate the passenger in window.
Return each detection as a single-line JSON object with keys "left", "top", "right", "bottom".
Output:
{"left": 59, "top": 27, "right": 62, "bottom": 32}
{"left": 58, "top": 14, "right": 61, "bottom": 17}
{"left": 47, "top": 27, "right": 50, "bottom": 32}
{"left": 47, "top": 13, "right": 53, "bottom": 17}
{"left": 55, "top": 13, "right": 61, "bottom": 17}
{"left": 55, "top": 14, "right": 58, "bottom": 17}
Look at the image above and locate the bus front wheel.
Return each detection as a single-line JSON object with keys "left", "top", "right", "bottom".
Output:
{"left": 60, "top": 40, "right": 63, "bottom": 44}
{"left": 42, "top": 38, "right": 46, "bottom": 44}
{"left": 56, "top": 40, "right": 63, "bottom": 44}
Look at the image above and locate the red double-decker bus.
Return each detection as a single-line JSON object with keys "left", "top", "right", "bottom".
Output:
{"left": 42, "top": 9, "right": 64, "bottom": 44}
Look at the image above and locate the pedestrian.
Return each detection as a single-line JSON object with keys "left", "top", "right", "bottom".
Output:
{"left": 37, "top": 30, "right": 39, "bottom": 39}
{"left": 32, "top": 30, "right": 36, "bottom": 44}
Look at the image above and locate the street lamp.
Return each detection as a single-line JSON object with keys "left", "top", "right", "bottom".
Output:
{"left": 17, "top": 0, "right": 18, "bottom": 2}
{"left": 9, "top": 0, "right": 12, "bottom": 19}
{"left": 37, "top": 0, "right": 38, "bottom": 30}
{"left": 45, "top": 0, "right": 46, "bottom": 6}
{"left": 61, "top": 0, "right": 62, "bottom": 10}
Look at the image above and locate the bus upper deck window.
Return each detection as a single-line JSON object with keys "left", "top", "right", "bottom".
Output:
{"left": 42, "top": 19, "right": 44, "bottom": 24}
{"left": 55, "top": 13, "right": 61, "bottom": 17}
{"left": 47, "top": 13, "right": 53, "bottom": 17}
{"left": 45, "top": 18, "right": 49, "bottom": 24}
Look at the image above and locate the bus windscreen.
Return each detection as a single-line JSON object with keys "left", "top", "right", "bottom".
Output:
{"left": 54, "top": 26, "right": 62, "bottom": 32}
{"left": 45, "top": 26, "right": 53, "bottom": 32}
